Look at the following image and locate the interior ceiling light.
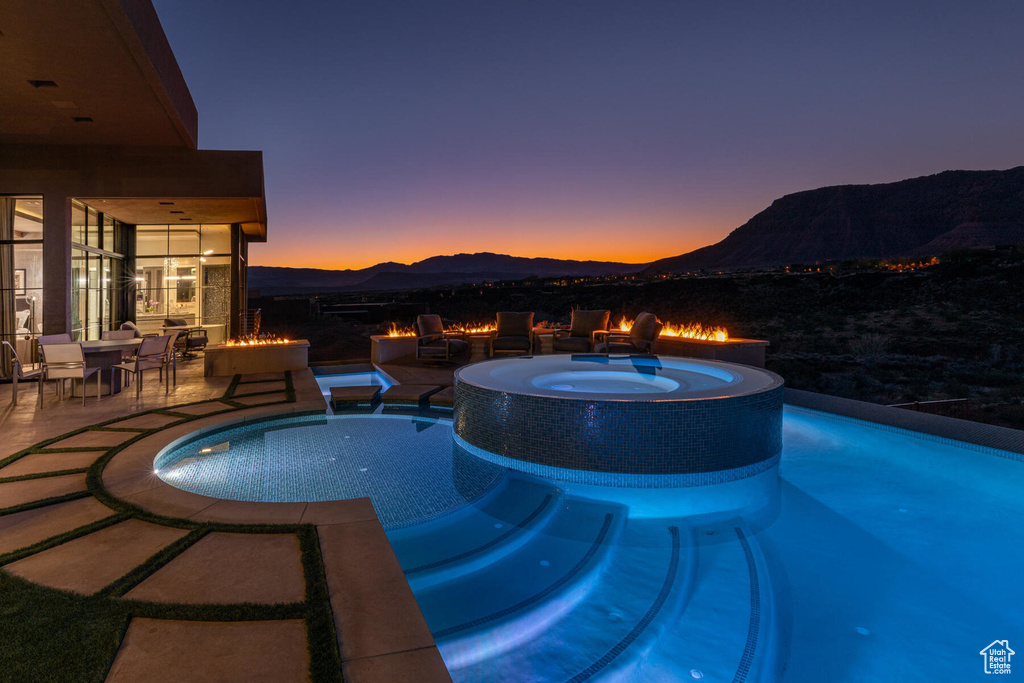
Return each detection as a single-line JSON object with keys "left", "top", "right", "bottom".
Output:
{"left": 203, "top": 249, "right": 213, "bottom": 255}
{"left": 159, "top": 201, "right": 174, "bottom": 205}
{"left": 170, "top": 210, "right": 185, "bottom": 214}
{"left": 72, "top": 116, "right": 93, "bottom": 123}
{"left": 29, "top": 80, "right": 58, "bottom": 88}
{"left": 179, "top": 217, "right": 191, "bottom": 221}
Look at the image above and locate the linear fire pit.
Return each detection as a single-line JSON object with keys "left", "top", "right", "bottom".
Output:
{"left": 652, "top": 336, "right": 769, "bottom": 367}
{"left": 204, "top": 339, "right": 310, "bottom": 377}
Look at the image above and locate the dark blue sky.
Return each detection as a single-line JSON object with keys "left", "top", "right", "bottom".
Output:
{"left": 154, "top": 0, "right": 1024, "bottom": 268}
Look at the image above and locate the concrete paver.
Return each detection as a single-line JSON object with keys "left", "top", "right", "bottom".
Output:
{"left": 107, "top": 413, "right": 184, "bottom": 430}
{"left": 105, "top": 618, "right": 309, "bottom": 683}
{"left": 5, "top": 519, "right": 189, "bottom": 594}
{"left": 0, "top": 473, "right": 88, "bottom": 509}
{"left": 125, "top": 533, "right": 305, "bottom": 605}
{"left": 43, "top": 430, "right": 136, "bottom": 449}
{"left": 0, "top": 450, "right": 105, "bottom": 477}
{"left": 0, "top": 497, "right": 117, "bottom": 556}
{"left": 343, "top": 646, "right": 452, "bottom": 683}
{"left": 319, "top": 519, "right": 436, "bottom": 661}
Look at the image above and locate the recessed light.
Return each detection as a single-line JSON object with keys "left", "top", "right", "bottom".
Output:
{"left": 29, "top": 80, "right": 58, "bottom": 88}
{"left": 179, "top": 218, "right": 191, "bottom": 221}
{"left": 159, "top": 201, "right": 174, "bottom": 205}
{"left": 170, "top": 210, "right": 185, "bottom": 214}
{"left": 72, "top": 116, "right": 93, "bottom": 123}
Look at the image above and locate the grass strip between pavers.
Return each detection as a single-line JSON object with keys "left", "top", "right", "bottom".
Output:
{"left": 1, "top": 374, "right": 350, "bottom": 682}
{"left": 0, "top": 467, "right": 89, "bottom": 484}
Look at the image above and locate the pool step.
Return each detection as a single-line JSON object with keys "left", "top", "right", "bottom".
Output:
{"left": 389, "top": 474, "right": 563, "bottom": 590}
{"left": 413, "top": 496, "right": 624, "bottom": 647}
{"left": 437, "top": 517, "right": 690, "bottom": 677}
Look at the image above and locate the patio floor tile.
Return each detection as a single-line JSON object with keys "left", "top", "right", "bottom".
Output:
{"left": 44, "top": 430, "right": 136, "bottom": 449}
{"left": 105, "top": 618, "right": 309, "bottom": 683}
{"left": 167, "top": 401, "right": 233, "bottom": 416}
{"left": 0, "top": 473, "right": 88, "bottom": 509}
{"left": 301, "top": 498, "right": 378, "bottom": 526}
{"left": 233, "top": 380, "right": 286, "bottom": 395}
{"left": 0, "top": 450, "right": 105, "bottom": 477}
{"left": 0, "top": 497, "right": 117, "bottom": 556}
{"left": 318, "top": 519, "right": 436, "bottom": 661}
{"left": 4, "top": 519, "right": 188, "bottom": 594}
{"left": 232, "top": 393, "right": 289, "bottom": 406}
{"left": 125, "top": 532, "right": 305, "bottom": 604}
{"left": 239, "top": 372, "right": 286, "bottom": 383}
{"left": 188, "top": 500, "right": 307, "bottom": 524}
{"left": 107, "top": 413, "right": 184, "bottom": 430}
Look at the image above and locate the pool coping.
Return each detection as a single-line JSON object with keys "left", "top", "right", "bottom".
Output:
{"left": 98, "top": 399, "right": 451, "bottom": 681}
{"left": 785, "top": 388, "right": 1024, "bottom": 458}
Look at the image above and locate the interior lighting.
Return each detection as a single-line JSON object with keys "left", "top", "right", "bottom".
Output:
{"left": 203, "top": 249, "right": 213, "bottom": 255}
{"left": 29, "top": 80, "right": 58, "bottom": 88}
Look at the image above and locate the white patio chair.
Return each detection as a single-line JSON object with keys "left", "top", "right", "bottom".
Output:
{"left": 2, "top": 340, "right": 43, "bottom": 407}
{"left": 38, "top": 342, "right": 101, "bottom": 408}
{"left": 114, "top": 335, "right": 171, "bottom": 396}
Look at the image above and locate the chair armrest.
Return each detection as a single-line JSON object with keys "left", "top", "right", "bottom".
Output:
{"left": 603, "top": 332, "right": 631, "bottom": 343}
{"left": 590, "top": 329, "right": 611, "bottom": 344}
{"left": 551, "top": 329, "right": 570, "bottom": 339}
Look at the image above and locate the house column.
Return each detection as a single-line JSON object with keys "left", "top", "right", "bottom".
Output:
{"left": 42, "top": 192, "right": 71, "bottom": 335}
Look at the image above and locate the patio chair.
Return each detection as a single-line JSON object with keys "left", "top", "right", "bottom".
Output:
{"left": 2, "top": 340, "right": 42, "bottom": 407}
{"left": 415, "top": 314, "right": 469, "bottom": 362}
{"left": 119, "top": 321, "right": 144, "bottom": 337}
{"left": 37, "top": 342, "right": 101, "bottom": 408}
{"left": 164, "top": 318, "right": 208, "bottom": 358}
{"left": 489, "top": 311, "right": 534, "bottom": 357}
{"left": 594, "top": 312, "right": 663, "bottom": 354}
{"left": 37, "top": 333, "right": 72, "bottom": 345}
{"left": 552, "top": 309, "right": 610, "bottom": 354}
{"left": 114, "top": 335, "right": 172, "bottom": 396}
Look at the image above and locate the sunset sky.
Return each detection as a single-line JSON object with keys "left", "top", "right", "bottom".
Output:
{"left": 153, "top": 0, "right": 1024, "bottom": 270}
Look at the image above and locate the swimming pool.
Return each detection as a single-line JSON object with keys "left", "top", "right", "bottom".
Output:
{"left": 153, "top": 406, "right": 1024, "bottom": 681}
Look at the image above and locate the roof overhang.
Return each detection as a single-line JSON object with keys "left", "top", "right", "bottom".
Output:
{"left": 0, "top": 0, "right": 198, "bottom": 148}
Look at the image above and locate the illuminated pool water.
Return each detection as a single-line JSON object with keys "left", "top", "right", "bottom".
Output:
{"left": 153, "top": 407, "right": 1024, "bottom": 681}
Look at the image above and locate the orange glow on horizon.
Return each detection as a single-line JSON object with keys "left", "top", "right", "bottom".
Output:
{"left": 248, "top": 210, "right": 739, "bottom": 270}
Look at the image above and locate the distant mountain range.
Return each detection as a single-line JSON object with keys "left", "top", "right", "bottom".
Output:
{"left": 644, "top": 166, "right": 1024, "bottom": 273}
{"left": 252, "top": 167, "right": 1024, "bottom": 293}
{"left": 249, "top": 253, "right": 649, "bottom": 294}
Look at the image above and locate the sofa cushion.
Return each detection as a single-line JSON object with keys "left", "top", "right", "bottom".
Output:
{"left": 630, "top": 312, "right": 660, "bottom": 343}
{"left": 492, "top": 335, "right": 531, "bottom": 352}
{"left": 552, "top": 335, "right": 592, "bottom": 353}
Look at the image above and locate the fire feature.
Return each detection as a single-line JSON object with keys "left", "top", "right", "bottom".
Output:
{"left": 204, "top": 338, "right": 310, "bottom": 377}
{"left": 616, "top": 316, "right": 728, "bottom": 342}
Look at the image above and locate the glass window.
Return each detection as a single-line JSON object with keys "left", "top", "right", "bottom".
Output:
{"left": 71, "top": 248, "right": 87, "bottom": 340}
{"left": 201, "top": 224, "right": 231, "bottom": 254}
{"left": 13, "top": 198, "right": 44, "bottom": 240}
{"left": 103, "top": 214, "right": 114, "bottom": 252}
{"left": 2, "top": 197, "right": 45, "bottom": 371}
{"left": 86, "top": 206, "right": 100, "bottom": 249}
{"left": 72, "top": 201, "right": 86, "bottom": 245}
{"left": 137, "top": 226, "right": 168, "bottom": 256}
{"left": 169, "top": 225, "right": 200, "bottom": 254}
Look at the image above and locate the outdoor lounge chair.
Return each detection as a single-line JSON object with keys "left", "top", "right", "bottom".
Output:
{"left": 37, "top": 342, "right": 101, "bottom": 408}
{"left": 594, "top": 312, "right": 663, "bottom": 354}
{"left": 415, "top": 314, "right": 469, "bottom": 362}
{"left": 163, "top": 318, "right": 208, "bottom": 357}
{"left": 489, "top": 311, "right": 534, "bottom": 357}
{"left": 552, "top": 309, "right": 610, "bottom": 354}
{"left": 2, "top": 340, "right": 42, "bottom": 406}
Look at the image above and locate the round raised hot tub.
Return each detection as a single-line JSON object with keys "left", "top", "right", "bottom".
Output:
{"left": 453, "top": 355, "right": 784, "bottom": 486}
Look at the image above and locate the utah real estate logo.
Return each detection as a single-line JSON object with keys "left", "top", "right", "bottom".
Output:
{"left": 979, "top": 640, "right": 1014, "bottom": 675}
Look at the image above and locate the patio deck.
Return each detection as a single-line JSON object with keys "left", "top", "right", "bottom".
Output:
{"left": 0, "top": 358, "right": 451, "bottom": 682}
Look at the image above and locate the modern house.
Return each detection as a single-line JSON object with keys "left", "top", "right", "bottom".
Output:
{"left": 0, "top": 0, "right": 267, "bottom": 376}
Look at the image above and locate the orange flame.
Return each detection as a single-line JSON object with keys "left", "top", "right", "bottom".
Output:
{"left": 386, "top": 323, "right": 416, "bottom": 338}
{"left": 223, "top": 335, "right": 292, "bottom": 347}
{"left": 617, "top": 316, "right": 728, "bottom": 342}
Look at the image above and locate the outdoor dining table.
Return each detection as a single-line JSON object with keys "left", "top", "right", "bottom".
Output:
{"left": 79, "top": 338, "right": 143, "bottom": 396}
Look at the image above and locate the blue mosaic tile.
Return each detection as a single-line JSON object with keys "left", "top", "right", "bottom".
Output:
{"left": 453, "top": 378, "right": 784, "bottom": 475}
{"left": 155, "top": 414, "right": 503, "bottom": 529}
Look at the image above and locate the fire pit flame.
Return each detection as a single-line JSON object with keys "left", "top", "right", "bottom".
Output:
{"left": 617, "top": 316, "right": 728, "bottom": 342}
{"left": 222, "top": 334, "right": 292, "bottom": 347}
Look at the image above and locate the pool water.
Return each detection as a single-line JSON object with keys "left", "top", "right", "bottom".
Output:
{"left": 313, "top": 370, "right": 393, "bottom": 404}
{"left": 154, "top": 407, "right": 1024, "bottom": 681}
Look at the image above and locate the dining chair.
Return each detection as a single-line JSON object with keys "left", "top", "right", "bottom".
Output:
{"left": 2, "top": 340, "right": 43, "bottom": 407}
{"left": 38, "top": 342, "right": 101, "bottom": 408}
{"left": 114, "top": 335, "right": 171, "bottom": 396}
